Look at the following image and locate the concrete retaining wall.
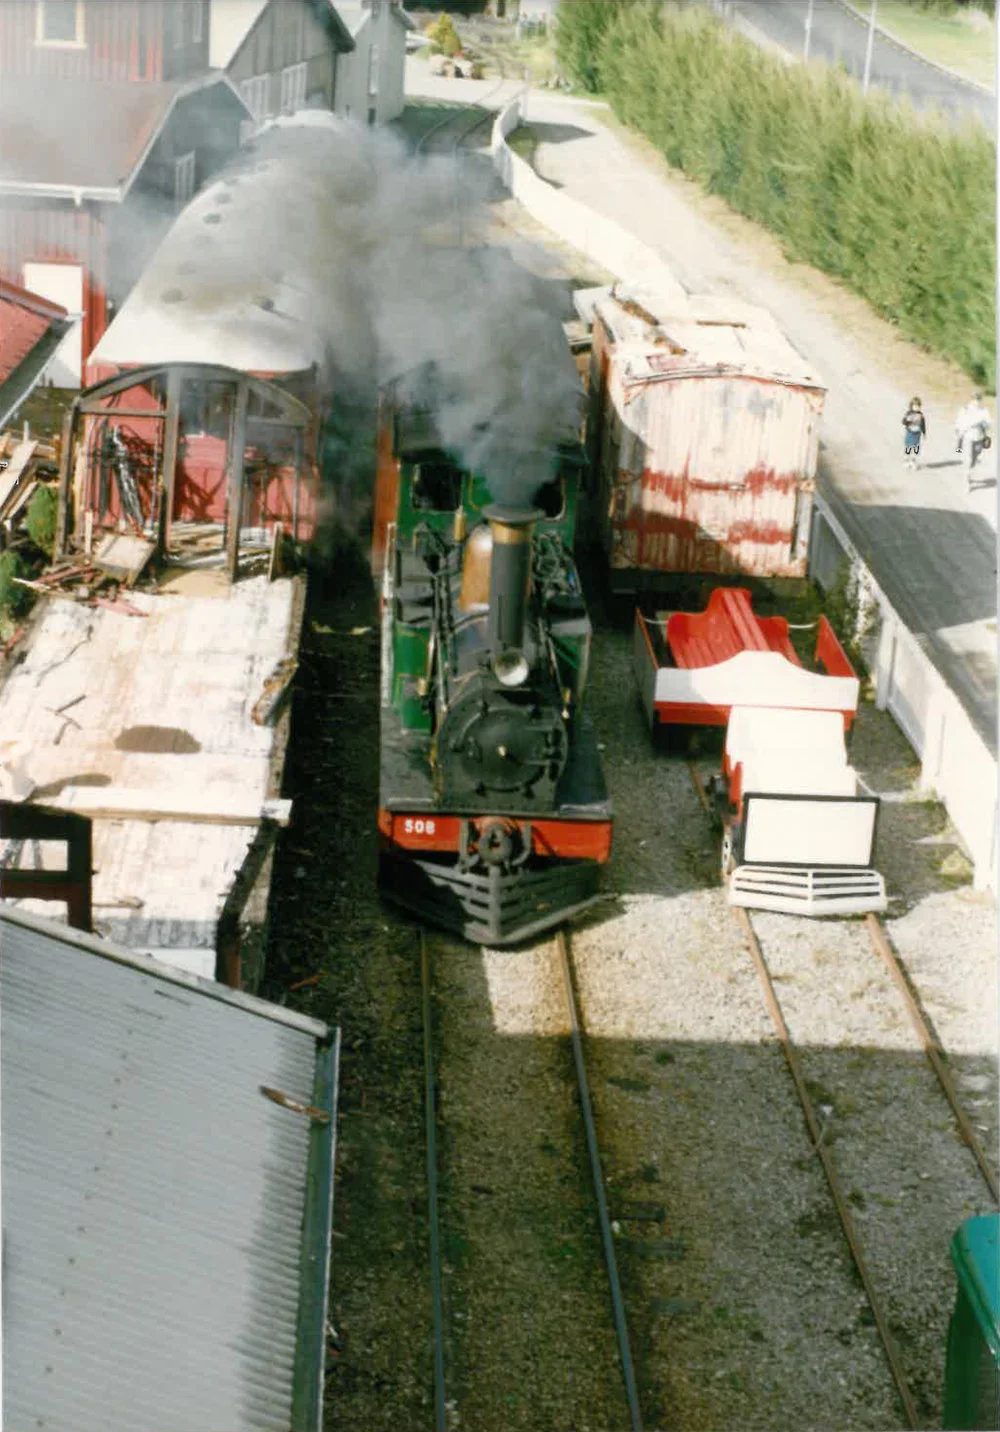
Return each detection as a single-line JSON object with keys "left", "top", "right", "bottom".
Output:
{"left": 810, "top": 495, "right": 997, "bottom": 890}
{"left": 491, "top": 94, "right": 687, "bottom": 308}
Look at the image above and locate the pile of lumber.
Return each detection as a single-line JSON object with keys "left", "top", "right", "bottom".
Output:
{"left": 12, "top": 552, "right": 149, "bottom": 617}
{"left": 168, "top": 521, "right": 225, "bottom": 567}
{"left": 0, "top": 432, "right": 58, "bottom": 530}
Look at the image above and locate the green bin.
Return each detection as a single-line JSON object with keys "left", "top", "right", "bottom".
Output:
{"left": 943, "top": 1214, "right": 999, "bottom": 1430}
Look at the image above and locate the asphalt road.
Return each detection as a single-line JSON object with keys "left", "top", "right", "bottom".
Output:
{"left": 730, "top": 0, "right": 996, "bottom": 128}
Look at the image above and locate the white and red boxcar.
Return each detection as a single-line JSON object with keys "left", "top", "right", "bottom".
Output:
{"left": 586, "top": 286, "right": 826, "bottom": 588}
{"left": 635, "top": 587, "right": 886, "bottom": 916}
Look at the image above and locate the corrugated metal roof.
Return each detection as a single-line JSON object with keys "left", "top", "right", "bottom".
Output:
{"left": 2, "top": 908, "right": 338, "bottom": 1432}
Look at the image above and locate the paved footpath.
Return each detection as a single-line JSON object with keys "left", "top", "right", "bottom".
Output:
{"left": 405, "top": 62, "right": 997, "bottom": 752}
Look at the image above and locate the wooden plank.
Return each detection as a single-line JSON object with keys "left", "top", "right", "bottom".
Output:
{"left": 252, "top": 655, "right": 297, "bottom": 726}
{"left": 94, "top": 532, "right": 155, "bottom": 585}
{"left": 158, "top": 369, "right": 182, "bottom": 558}
{"left": 226, "top": 379, "right": 250, "bottom": 582}
{"left": 54, "top": 404, "right": 77, "bottom": 556}
{"left": 49, "top": 787, "right": 292, "bottom": 827}
{"left": 76, "top": 405, "right": 166, "bottom": 420}
{"left": 1, "top": 477, "right": 38, "bottom": 522}
{"left": 0, "top": 440, "right": 37, "bottom": 509}
{"left": 268, "top": 521, "right": 284, "bottom": 581}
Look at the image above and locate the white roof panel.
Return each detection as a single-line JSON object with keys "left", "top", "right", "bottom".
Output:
{"left": 596, "top": 286, "right": 823, "bottom": 391}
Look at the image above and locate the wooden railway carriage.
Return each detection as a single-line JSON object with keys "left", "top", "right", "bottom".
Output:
{"left": 65, "top": 115, "right": 341, "bottom": 571}
{"left": 374, "top": 399, "right": 612, "bottom": 945}
{"left": 583, "top": 285, "right": 825, "bottom": 589}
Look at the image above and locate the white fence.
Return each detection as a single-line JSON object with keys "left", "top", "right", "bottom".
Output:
{"left": 811, "top": 495, "right": 997, "bottom": 890}
{"left": 492, "top": 94, "right": 997, "bottom": 890}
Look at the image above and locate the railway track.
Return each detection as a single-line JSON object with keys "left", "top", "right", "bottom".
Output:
{"left": 419, "top": 924, "right": 643, "bottom": 1430}
{"left": 687, "top": 758, "right": 999, "bottom": 1428}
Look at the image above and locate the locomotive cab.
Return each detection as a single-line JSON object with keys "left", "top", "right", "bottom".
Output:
{"left": 374, "top": 401, "right": 611, "bottom": 946}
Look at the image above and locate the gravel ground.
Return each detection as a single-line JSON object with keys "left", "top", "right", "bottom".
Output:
{"left": 268, "top": 526, "right": 994, "bottom": 1432}
{"left": 431, "top": 930, "right": 627, "bottom": 1430}
{"left": 258, "top": 115, "right": 997, "bottom": 1432}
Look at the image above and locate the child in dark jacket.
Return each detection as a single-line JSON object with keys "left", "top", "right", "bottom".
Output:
{"left": 902, "top": 397, "right": 926, "bottom": 471}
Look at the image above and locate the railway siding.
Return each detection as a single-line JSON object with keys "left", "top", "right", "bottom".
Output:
{"left": 751, "top": 909, "right": 995, "bottom": 1423}
{"left": 567, "top": 581, "right": 995, "bottom": 1430}
{"left": 431, "top": 931, "right": 627, "bottom": 1430}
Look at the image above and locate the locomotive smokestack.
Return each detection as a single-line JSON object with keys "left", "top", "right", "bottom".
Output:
{"left": 485, "top": 504, "right": 538, "bottom": 667}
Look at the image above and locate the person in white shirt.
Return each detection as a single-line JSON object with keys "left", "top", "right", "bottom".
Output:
{"left": 954, "top": 393, "right": 992, "bottom": 484}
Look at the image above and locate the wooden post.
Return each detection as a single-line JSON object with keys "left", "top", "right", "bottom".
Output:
{"left": 0, "top": 803, "right": 93, "bottom": 932}
{"left": 215, "top": 819, "right": 278, "bottom": 989}
{"left": 66, "top": 812, "right": 93, "bottom": 933}
{"left": 226, "top": 378, "right": 250, "bottom": 583}
{"left": 157, "top": 368, "right": 182, "bottom": 560}
{"left": 862, "top": 0, "right": 877, "bottom": 95}
{"left": 54, "top": 403, "right": 78, "bottom": 557}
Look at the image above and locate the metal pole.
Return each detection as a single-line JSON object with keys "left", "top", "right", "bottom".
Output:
{"left": 862, "top": 0, "right": 877, "bottom": 95}
{"left": 803, "top": 0, "right": 814, "bottom": 61}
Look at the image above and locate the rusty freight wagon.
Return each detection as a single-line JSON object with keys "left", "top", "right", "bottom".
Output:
{"left": 585, "top": 286, "right": 826, "bottom": 589}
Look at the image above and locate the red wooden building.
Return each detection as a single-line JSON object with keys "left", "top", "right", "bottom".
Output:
{"left": 0, "top": 1, "right": 249, "bottom": 384}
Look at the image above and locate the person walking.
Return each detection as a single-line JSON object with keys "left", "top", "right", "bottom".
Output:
{"left": 902, "top": 396, "right": 926, "bottom": 471}
{"left": 954, "top": 393, "right": 992, "bottom": 486}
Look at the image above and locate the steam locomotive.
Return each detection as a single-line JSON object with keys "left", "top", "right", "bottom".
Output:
{"left": 373, "top": 402, "right": 612, "bottom": 946}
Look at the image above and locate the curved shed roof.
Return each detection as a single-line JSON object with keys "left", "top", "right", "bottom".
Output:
{"left": 90, "top": 113, "right": 351, "bottom": 375}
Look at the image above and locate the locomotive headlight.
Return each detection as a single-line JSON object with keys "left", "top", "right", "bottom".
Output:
{"left": 493, "top": 648, "right": 530, "bottom": 688}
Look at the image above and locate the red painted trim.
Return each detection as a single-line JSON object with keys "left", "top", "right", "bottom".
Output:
{"left": 815, "top": 614, "right": 856, "bottom": 679}
{"left": 654, "top": 701, "right": 730, "bottom": 727}
{"left": 378, "top": 810, "right": 613, "bottom": 863}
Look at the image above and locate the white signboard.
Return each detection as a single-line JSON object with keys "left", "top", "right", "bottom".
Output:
{"left": 742, "top": 794, "right": 878, "bottom": 868}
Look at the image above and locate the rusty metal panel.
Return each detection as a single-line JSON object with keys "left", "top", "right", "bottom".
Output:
{"left": 594, "top": 293, "right": 824, "bottom": 580}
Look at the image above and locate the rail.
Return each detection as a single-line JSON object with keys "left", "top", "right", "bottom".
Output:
{"left": 419, "top": 924, "right": 643, "bottom": 1428}
{"left": 419, "top": 929, "right": 448, "bottom": 1431}
{"left": 688, "top": 758, "right": 1000, "bottom": 1425}
{"left": 557, "top": 925, "right": 644, "bottom": 1431}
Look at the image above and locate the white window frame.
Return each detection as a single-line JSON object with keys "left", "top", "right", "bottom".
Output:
{"left": 174, "top": 152, "right": 196, "bottom": 206}
{"left": 191, "top": 2, "right": 204, "bottom": 44}
{"left": 240, "top": 73, "right": 270, "bottom": 122}
{"left": 279, "top": 61, "right": 307, "bottom": 115}
{"left": 34, "top": 0, "right": 85, "bottom": 48}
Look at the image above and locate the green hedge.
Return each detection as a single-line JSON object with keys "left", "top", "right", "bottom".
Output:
{"left": 557, "top": 2, "right": 996, "bottom": 387}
